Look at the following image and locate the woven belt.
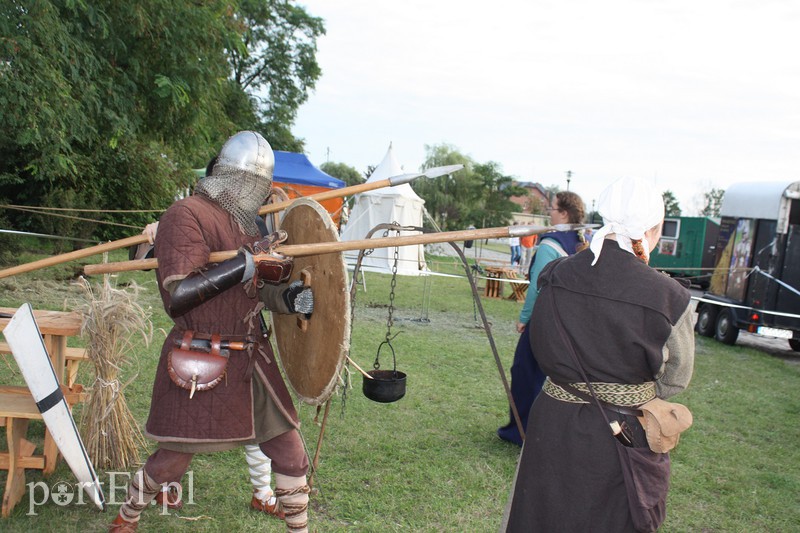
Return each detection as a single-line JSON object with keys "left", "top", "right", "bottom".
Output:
{"left": 543, "top": 377, "right": 656, "bottom": 407}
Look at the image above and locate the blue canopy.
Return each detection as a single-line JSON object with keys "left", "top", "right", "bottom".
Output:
{"left": 274, "top": 151, "right": 345, "bottom": 189}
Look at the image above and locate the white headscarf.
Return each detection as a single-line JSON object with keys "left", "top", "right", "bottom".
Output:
{"left": 589, "top": 177, "right": 665, "bottom": 266}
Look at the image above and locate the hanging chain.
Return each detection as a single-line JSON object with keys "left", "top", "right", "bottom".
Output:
{"left": 374, "top": 226, "right": 401, "bottom": 370}
{"left": 385, "top": 239, "right": 399, "bottom": 342}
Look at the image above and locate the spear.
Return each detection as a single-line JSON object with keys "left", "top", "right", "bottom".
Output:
{"left": 83, "top": 224, "right": 592, "bottom": 276}
{"left": 0, "top": 165, "right": 463, "bottom": 279}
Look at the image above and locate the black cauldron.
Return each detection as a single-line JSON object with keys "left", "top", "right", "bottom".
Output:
{"left": 363, "top": 369, "right": 407, "bottom": 403}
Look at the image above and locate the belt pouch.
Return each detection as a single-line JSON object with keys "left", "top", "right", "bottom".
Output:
{"left": 168, "top": 331, "right": 228, "bottom": 399}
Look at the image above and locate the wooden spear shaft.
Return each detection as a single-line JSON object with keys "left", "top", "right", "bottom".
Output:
{"left": 256, "top": 164, "right": 461, "bottom": 215}
{"left": 0, "top": 165, "right": 462, "bottom": 280}
{"left": 258, "top": 176, "right": 391, "bottom": 216}
{"left": 0, "top": 235, "right": 149, "bottom": 279}
{"left": 83, "top": 224, "right": 584, "bottom": 275}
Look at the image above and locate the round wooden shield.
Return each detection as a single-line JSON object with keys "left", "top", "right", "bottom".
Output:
{"left": 271, "top": 198, "right": 351, "bottom": 405}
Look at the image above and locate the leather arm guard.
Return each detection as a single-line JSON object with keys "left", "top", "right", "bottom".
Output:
{"left": 167, "top": 251, "right": 253, "bottom": 318}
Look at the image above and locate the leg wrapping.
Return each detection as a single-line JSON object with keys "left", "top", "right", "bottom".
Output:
{"left": 245, "top": 444, "right": 275, "bottom": 504}
{"left": 119, "top": 468, "right": 161, "bottom": 523}
{"left": 275, "top": 473, "right": 310, "bottom": 533}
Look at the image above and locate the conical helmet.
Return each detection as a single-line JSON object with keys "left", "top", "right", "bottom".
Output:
{"left": 195, "top": 131, "right": 274, "bottom": 236}
{"left": 215, "top": 130, "right": 275, "bottom": 182}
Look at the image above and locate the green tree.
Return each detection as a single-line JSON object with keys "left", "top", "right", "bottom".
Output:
{"left": 586, "top": 210, "right": 603, "bottom": 225}
{"left": 469, "top": 162, "right": 525, "bottom": 228}
{"left": 0, "top": 0, "right": 108, "bottom": 230}
{"left": 231, "top": 0, "right": 324, "bottom": 151}
{"left": 701, "top": 188, "right": 725, "bottom": 217}
{"left": 1, "top": 1, "right": 236, "bottom": 239}
{"left": 529, "top": 195, "right": 548, "bottom": 216}
{"left": 0, "top": 0, "right": 324, "bottom": 241}
{"left": 662, "top": 190, "right": 682, "bottom": 217}
{"left": 320, "top": 162, "right": 364, "bottom": 187}
{"left": 414, "top": 144, "right": 477, "bottom": 230}
{"left": 412, "top": 144, "right": 524, "bottom": 230}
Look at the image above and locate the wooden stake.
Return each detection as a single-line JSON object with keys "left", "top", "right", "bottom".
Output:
{"left": 308, "top": 398, "right": 332, "bottom": 489}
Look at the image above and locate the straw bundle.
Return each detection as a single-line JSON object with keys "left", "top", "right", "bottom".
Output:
{"left": 76, "top": 275, "right": 152, "bottom": 469}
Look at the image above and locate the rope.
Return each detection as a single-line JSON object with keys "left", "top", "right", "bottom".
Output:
{"left": 690, "top": 265, "right": 800, "bottom": 319}
{"left": 0, "top": 204, "right": 163, "bottom": 213}
{"left": 0, "top": 228, "right": 99, "bottom": 243}
{"left": 750, "top": 265, "right": 800, "bottom": 298}
{"left": 1, "top": 205, "right": 142, "bottom": 229}
{"left": 93, "top": 376, "right": 121, "bottom": 421}
{"left": 244, "top": 444, "right": 274, "bottom": 502}
{"left": 692, "top": 296, "right": 800, "bottom": 320}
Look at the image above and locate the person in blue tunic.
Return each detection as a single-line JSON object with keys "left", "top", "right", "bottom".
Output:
{"left": 497, "top": 191, "right": 586, "bottom": 446}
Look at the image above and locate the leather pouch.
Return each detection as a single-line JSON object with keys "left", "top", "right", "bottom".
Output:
{"left": 168, "top": 331, "right": 228, "bottom": 399}
{"left": 637, "top": 398, "right": 693, "bottom": 453}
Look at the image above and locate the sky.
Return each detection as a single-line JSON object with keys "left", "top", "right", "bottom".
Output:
{"left": 293, "top": 0, "right": 800, "bottom": 215}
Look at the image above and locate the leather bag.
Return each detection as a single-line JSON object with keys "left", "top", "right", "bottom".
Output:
{"left": 637, "top": 398, "right": 693, "bottom": 453}
{"left": 168, "top": 331, "right": 228, "bottom": 399}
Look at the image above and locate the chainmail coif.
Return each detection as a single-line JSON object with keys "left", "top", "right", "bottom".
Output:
{"left": 195, "top": 163, "right": 272, "bottom": 236}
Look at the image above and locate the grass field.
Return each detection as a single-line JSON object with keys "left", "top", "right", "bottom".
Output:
{"left": 1, "top": 249, "right": 799, "bottom": 532}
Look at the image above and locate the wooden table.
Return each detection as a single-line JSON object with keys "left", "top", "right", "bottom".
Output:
{"left": 483, "top": 267, "right": 529, "bottom": 302}
{"left": 0, "top": 306, "right": 86, "bottom": 517}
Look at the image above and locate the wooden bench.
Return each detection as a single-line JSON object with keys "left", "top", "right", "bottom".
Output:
{"left": 0, "top": 342, "right": 88, "bottom": 389}
{"left": 0, "top": 385, "right": 86, "bottom": 516}
{"left": 1, "top": 308, "right": 88, "bottom": 517}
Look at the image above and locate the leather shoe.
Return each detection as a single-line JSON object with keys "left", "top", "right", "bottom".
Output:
{"left": 155, "top": 483, "right": 183, "bottom": 510}
{"left": 251, "top": 494, "right": 284, "bottom": 520}
{"left": 109, "top": 514, "right": 137, "bottom": 532}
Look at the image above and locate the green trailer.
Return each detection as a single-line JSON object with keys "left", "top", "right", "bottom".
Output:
{"left": 649, "top": 216, "right": 720, "bottom": 288}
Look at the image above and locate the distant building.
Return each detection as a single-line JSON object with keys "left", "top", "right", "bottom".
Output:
{"left": 510, "top": 182, "right": 551, "bottom": 214}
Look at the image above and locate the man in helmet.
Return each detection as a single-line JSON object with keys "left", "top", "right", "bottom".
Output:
{"left": 111, "top": 131, "right": 313, "bottom": 533}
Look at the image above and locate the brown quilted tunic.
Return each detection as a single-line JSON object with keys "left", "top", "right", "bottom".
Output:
{"left": 144, "top": 195, "right": 298, "bottom": 444}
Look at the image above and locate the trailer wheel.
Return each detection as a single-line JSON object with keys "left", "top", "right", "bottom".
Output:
{"left": 695, "top": 304, "right": 718, "bottom": 337}
{"left": 789, "top": 339, "right": 800, "bottom": 352}
{"left": 714, "top": 308, "right": 739, "bottom": 345}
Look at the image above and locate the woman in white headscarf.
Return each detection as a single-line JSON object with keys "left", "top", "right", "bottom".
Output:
{"left": 501, "top": 177, "right": 695, "bottom": 532}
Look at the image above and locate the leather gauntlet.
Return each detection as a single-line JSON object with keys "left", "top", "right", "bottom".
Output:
{"left": 256, "top": 255, "right": 293, "bottom": 285}
{"left": 253, "top": 230, "right": 293, "bottom": 285}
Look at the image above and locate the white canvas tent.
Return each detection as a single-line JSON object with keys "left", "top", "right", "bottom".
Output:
{"left": 340, "top": 144, "right": 427, "bottom": 275}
